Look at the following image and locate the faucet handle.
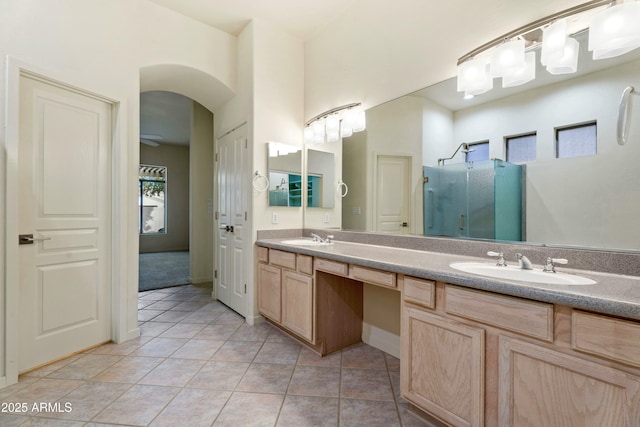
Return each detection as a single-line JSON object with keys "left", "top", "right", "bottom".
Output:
{"left": 487, "top": 251, "right": 507, "bottom": 266}
{"left": 326, "top": 235, "right": 334, "bottom": 243}
{"left": 543, "top": 257, "right": 568, "bottom": 273}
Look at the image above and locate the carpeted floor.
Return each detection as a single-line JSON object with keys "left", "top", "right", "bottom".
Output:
{"left": 139, "top": 251, "right": 190, "bottom": 291}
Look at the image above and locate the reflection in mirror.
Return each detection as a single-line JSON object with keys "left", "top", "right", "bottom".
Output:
{"left": 306, "top": 149, "right": 335, "bottom": 208}
{"left": 342, "top": 31, "right": 640, "bottom": 251}
{"left": 267, "top": 142, "right": 302, "bottom": 207}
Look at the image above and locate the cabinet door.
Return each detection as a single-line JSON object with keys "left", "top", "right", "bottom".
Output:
{"left": 282, "top": 270, "right": 314, "bottom": 342}
{"left": 257, "top": 263, "right": 281, "bottom": 323}
{"left": 499, "top": 336, "right": 640, "bottom": 427}
{"left": 402, "top": 306, "right": 485, "bottom": 427}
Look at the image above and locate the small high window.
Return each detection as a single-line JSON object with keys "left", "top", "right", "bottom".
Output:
{"left": 556, "top": 122, "right": 597, "bottom": 159}
{"left": 139, "top": 165, "right": 167, "bottom": 234}
{"left": 506, "top": 133, "right": 536, "bottom": 163}
{"left": 465, "top": 141, "right": 490, "bottom": 162}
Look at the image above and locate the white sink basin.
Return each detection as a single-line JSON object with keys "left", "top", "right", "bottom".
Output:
{"left": 281, "top": 239, "right": 332, "bottom": 246}
{"left": 450, "top": 262, "right": 596, "bottom": 285}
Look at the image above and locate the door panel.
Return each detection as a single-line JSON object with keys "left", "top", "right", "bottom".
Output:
{"left": 216, "top": 125, "right": 248, "bottom": 316}
{"left": 18, "top": 74, "right": 112, "bottom": 372}
{"left": 376, "top": 155, "right": 411, "bottom": 233}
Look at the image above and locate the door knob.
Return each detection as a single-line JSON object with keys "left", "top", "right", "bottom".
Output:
{"left": 19, "top": 234, "right": 52, "bottom": 245}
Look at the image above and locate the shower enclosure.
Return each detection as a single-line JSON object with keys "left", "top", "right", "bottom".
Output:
{"left": 423, "top": 159, "right": 523, "bottom": 241}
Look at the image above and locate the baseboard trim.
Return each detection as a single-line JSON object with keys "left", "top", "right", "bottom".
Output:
{"left": 362, "top": 322, "right": 400, "bottom": 358}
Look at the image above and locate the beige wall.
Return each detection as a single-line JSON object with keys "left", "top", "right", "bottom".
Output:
{"left": 139, "top": 143, "right": 190, "bottom": 253}
{"left": 190, "top": 102, "right": 214, "bottom": 283}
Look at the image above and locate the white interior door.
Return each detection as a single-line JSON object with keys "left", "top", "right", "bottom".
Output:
{"left": 18, "top": 74, "right": 112, "bottom": 372}
{"left": 216, "top": 125, "right": 248, "bottom": 316}
{"left": 375, "top": 155, "right": 411, "bottom": 234}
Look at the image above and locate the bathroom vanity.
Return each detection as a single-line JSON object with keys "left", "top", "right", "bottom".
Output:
{"left": 256, "top": 235, "right": 640, "bottom": 426}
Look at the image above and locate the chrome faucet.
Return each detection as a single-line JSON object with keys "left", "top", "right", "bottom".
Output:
{"left": 311, "top": 233, "right": 334, "bottom": 244}
{"left": 543, "top": 257, "right": 568, "bottom": 273}
{"left": 516, "top": 253, "right": 533, "bottom": 270}
{"left": 487, "top": 251, "right": 507, "bottom": 266}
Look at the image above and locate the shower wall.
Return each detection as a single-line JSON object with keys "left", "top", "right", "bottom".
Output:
{"left": 423, "top": 159, "right": 523, "bottom": 241}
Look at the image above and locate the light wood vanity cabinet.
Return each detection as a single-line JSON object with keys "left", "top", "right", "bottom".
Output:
{"left": 257, "top": 250, "right": 315, "bottom": 344}
{"left": 402, "top": 282, "right": 640, "bottom": 427}
{"left": 402, "top": 306, "right": 485, "bottom": 427}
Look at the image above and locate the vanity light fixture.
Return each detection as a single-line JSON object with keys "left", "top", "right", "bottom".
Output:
{"left": 303, "top": 103, "right": 366, "bottom": 145}
{"left": 456, "top": 0, "right": 640, "bottom": 97}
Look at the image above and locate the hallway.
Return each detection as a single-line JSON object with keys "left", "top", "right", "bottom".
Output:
{"left": 0, "top": 283, "right": 428, "bottom": 426}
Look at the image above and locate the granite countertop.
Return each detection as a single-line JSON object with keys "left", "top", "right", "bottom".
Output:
{"left": 257, "top": 238, "right": 640, "bottom": 321}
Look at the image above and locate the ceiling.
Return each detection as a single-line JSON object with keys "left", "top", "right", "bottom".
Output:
{"left": 147, "top": 0, "right": 359, "bottom": 40}
{"left": 140, "top": 91, "right": 192, "bottom": 146}
{"left": 142, "top": 1, "right": 360, "bottom": 147}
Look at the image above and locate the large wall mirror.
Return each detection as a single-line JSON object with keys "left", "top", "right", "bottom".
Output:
{"left": 267, "top": 142, "right": 302, "bottom": 207}
{"left": 306, "top": 149, "right": 335, "bottom": 208}
{"left": 337, "top": 30, "right": 640, "bottom": 252}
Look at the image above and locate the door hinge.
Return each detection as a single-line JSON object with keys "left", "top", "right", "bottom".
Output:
{"left": 244, "top": 284, "right": 247, "bottom": 294}
{"left": 245, "top": 139, "right": 248, "bottom": 149}
{"left": 215, "top": 211, "right": 219, "bottom": 220}
{"left": 245, "top": 211, "right": 247, "bottom": 221}
{"left": 214, "top": 270, "right": 218, "bottom": 279}
{"left": 215, "top": 153, "right": 219, "bottom": 162}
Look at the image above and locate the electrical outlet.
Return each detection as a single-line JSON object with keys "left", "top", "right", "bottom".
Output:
{"left": 352, "top": 207, "right": 361, "bottom": 215}
{"left": 324, "top": 213, "right": 330, "bottom": 223}
{"left": 272, "top": 212, "right": 279, "bottom": 224}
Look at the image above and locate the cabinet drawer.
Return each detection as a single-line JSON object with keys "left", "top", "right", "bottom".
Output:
{"left": 403, "top": 276, "right": 435, "bottom": 309}
{"left": 445, "top": 285, "right": 554, "bottom": 342}
{"left": 315, "top": 258, "right": 348, "bottom": 276}
{"left": 297, "top": 254, "right": 313, "bottom": 275}
{"left": 351, "top": 265, "right": 396, "bottom": 289}
{"left": 572, "top": 310, "right": 640, "bottom": 367}
{"left": 257, "top": 246, "right": 269, "bottom": 263}
{"left": 269, "top": 249, "right": 296, "bottom": 270}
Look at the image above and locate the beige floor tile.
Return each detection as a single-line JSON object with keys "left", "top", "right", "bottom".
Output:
{"left": 213, "top": 391, "right": 284, "bottom": 427}
{"left": 171, "top": 301, "right": 209, "bottom": 311}
{"left": 145, "top": 300, "right": 182, "bottom": 311}
{"left": 181, "top": 310, "right": 222, "bottom": 324}
{"left": 276, "top": 395, "right": 339, "bottom": 427}
{"left": 228, "top": 323, "right": 273, "bottom": 342}
{"left": 193, "top": 324, "right": 240, "bottom": 341}
{"left": 254, "top": 342, "right": 301, "bottom": 365}
{"left": 211, "top": 311, "right": 245, "bottom": 327}
{"left": 130, "top": 337, "right": 188, "bottom": 357}
{"left": 342, "top": 343, "right": 388, "bottom": 370}
{"left": 139, "top": 321, "right": 174, "bottom": 337}
{"left": 211, "top": 340, "right": 262, "bottom": 362}
{"left": 339, "top": 399, "right": 401, "bottom": 427}
{"left": 186, "top": 361, "right": 249, "bottom": 390}
{"left": 385, "top": 353, "right": 401, "bottom": 372}
{"left": 0, "top": 414, "right": 29, "bottom": 427}
{"left": 88, "top": 336, "right": 152, "bottom": 356}
{"left": 236, "top": 363, "right": 294, "bottom": 394}
{"left": 91, "top": 384, "right": 180, "bottom": 426}
{"left": 138, "top": 309, "right": 165, "bottom": 322}
{"left": 152, "top": 310, "right": 191, "bottom": 323}
{"left": 150, "top": 388, "right": 230, "bottom": 427}
{"left": 45, "top": 355, "right": 123, "bottom": 381}
{"left": 20, "top": 355, "right": 85, "bottom": 379}
{"left": 170, "top": 339, "right": 225, "bottom": 360}
{"left": 158, "top": 322, "right": 206, "bottom": 339}
{"left": 43, "top": 382, "right": 131, "bottom": 421}
{"left": 138, "top": 358, "right": 205, "bottom": 387}
{"left": 296, "top": 347, "right": 341, "bottom": 368}
{"left": 8, "top": 378, "right": 84, "bottom": 406}
{"left": 341, "top": 368, "right": 395, "bottom": 401}
{"left": 287, "top": 366, "right": 340, "bottom": 397}
{"left": 91, "top": 356, "right": 163, "bottom": 384}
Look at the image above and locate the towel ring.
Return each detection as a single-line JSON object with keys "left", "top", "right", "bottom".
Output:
{"left": 336, "top": 179, "right": 349, "bottom": 198}
{"left": 617, "top": 86, "right": 635, "bottom": 146}
{"left": 252, "top": 171, "right": 269, "bottom": 192}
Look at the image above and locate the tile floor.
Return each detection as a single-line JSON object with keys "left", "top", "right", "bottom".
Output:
{"left": 0, "top": 283, "right": 430, "bottom": 427}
